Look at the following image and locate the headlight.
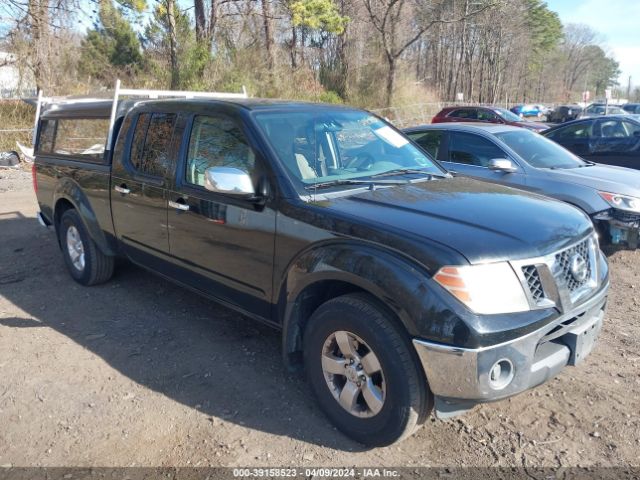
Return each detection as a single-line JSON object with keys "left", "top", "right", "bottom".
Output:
{"left": 598, "top": 191, "right": 640, "bottom": 213}
{"left": 434, "top": 263, "right": 529, "bottom": 315}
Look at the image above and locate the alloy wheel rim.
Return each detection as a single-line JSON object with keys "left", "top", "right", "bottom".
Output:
{"left": 66, "top": 226, "right": 85, "bottom": 271}
{"left": 321, "top": 330, "right": 386, "bottom": 418}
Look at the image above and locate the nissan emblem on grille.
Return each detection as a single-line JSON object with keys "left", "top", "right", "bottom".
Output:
{"left": 555, "top": 239, "right": 593, "bottom": 293}
{"left": 569, "top": 253, "right": 588, "bottom": 282}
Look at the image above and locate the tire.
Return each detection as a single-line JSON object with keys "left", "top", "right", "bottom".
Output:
{"left": 58, "top": 209, "right": 114, "bottom": 286}
{"left": 303, "top": 293, "right": 432, "bottom": 446}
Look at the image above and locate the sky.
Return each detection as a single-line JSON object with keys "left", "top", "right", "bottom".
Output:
{"left": 546, "top": 0, "right": 640, "bottom": 88}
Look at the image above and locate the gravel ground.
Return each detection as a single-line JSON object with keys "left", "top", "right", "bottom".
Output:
{"left": 0, "top": 168, "right": 639, "bottom": 468}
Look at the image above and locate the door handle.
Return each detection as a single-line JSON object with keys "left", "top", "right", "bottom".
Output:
{"left": 169, "top": 200, "right": 190, "bottom": 211}
{"left": 114, "top": 185, "right": 130, "bottom": 194}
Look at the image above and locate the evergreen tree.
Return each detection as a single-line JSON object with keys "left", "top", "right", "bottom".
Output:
{"left": 79, "top": 0, "right": 145, "bottom": 83}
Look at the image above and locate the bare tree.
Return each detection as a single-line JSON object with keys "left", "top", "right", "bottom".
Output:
{"left": 362, "top": 0, "right": 494, "bottom": 106}
{"left": 164, "top": 0, "right": 179, "bottom": 88}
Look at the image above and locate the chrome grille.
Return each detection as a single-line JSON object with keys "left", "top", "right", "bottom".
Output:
{"left": 522, "top": 265, "right": 544, "bottom": 302}
{"left": 613, "top": 210, "right": 640, "bottom": 225}
{"left": 513, "top": 235, "right": 599, "bottom": 311}
{"left": 555, "top": 239, "right": 592, "bottom": 292}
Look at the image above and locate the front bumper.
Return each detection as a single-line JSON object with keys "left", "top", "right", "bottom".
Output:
{"left": 594, "top": 209, "right": 640, "bottom": 248}
{"left": 413, "top": 280, "right": 608, "bottom": 418}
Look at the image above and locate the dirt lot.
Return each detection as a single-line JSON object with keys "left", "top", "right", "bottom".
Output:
{"left": 0, "top": 167, "right": 639, "bottom": 468}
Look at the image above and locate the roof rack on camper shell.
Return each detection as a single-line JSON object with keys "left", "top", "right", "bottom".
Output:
{"left": 31, "top": 79, "right": 249, "bottom": 150}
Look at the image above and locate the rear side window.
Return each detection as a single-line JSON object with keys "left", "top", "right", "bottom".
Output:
{"left": 129, "top": 112, "right": 176, "bottom": 177}
{"left": 407, "top": 130, "right": 444, "bottom": 159}
{"left": 37, "top": 118, "right": 109, "bottom": 160}
{"left": 54, "top": 119, "right": 110, "bottom": 159}
{"left": 448, "top": 132, "right": 504, "bottom": 166}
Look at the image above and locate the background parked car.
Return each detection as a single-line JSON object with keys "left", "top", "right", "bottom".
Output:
{"left": 404, "top": 123, "right": 640, "bottom": 248}
{"left": 547, "top": 105, "right": 583, "bottom": 123}
{"left": 622, "top": 103, "right": 640, "bottom": 114}
{"left": 577, "top": 103, "right": 628, "bottom": 119}
{"left": 542, "top": 115, "right": 640, "bottom": 171}
{"left": 510, "top": 104, "right": 547, "bottom": 119}
{"left": 432, "top": 106, "right": 548, "bottom": 131}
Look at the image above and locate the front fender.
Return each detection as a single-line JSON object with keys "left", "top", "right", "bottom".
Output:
{"left": 54, "top": 177, "right": 117, "bottom": 256}
{"left": 280, "top": 241, "right": 476, "bottom": 369}
{"left": 528, "top": 178, "right": 608, "bottom": 216}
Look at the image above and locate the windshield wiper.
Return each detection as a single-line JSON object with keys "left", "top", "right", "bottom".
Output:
{"left": 367, "top": 168, "right": 450, "bottom": 179}
{"left": 304, "top": 178, "right": 408, "bottom": 191}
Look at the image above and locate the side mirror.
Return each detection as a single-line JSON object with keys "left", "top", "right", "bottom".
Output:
{"left": 204, "top": 167, "right": 255, "bottom": 197}
{"left": 488, "top": 158, "right": 517, "bottom": 173}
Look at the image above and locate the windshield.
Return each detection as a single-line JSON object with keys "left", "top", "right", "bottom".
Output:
{"left": 495, "top": 129, "right": 588, "bottom": 169}
{"left": 254, "top": 109, "right": 446, "bottom": 188}
{"left": 495, "top": 108, "right": 522, "bottom": 122}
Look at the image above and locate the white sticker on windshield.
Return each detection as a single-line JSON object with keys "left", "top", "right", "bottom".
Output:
{"left": 373, "top": 125, "right": 409, "bottom": 148}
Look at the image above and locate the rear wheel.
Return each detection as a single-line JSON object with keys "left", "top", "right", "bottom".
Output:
{"left": 303, "top": 293, "right": 432, "bottom": 446}
{"left": 58, "top": 209, "right": 114, "bottom": 286}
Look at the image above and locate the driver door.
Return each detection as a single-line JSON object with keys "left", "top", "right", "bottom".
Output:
{"left": 167, "top": 114, "right": 276, "bottom": 318}
{"left": 590, "top": 118, "right": 640, "bottom": 168}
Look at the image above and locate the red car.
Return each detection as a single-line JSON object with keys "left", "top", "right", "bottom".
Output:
{"left": 432, "top": 106, "right": 548, "bottom": 132}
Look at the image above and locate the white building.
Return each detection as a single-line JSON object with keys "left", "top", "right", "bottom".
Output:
{"left": 0, "top": 51, "right": 36, "bottom": 98}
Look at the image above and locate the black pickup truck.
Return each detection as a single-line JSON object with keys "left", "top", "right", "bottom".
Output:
{"left": 33, "top": 96, "right": 609, "bottom": 446}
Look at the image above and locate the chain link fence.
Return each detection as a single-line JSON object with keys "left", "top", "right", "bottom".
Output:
{"left": 369, "top": 101, "right": 554, "bottom": 128}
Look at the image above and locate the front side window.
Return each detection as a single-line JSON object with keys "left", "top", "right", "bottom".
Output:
{"left": 596, "top": 119, "right": 640, "bottom": 138}
{"left": 477, "top": 109, "right": 498, "bottom": 121}
{"left": 129, "top": 112, "right": 176, "bottom": 177}
{"left": 545, "top": 122, "right": 592, "bottom": 141}
{"left": 496, "top": 129, "right": 587, "bottom": 169}
{"left": 448, "top": 132, "right": 504, "bottom": 167}
{"left": 254, "top": 109, "right": 444, "bottom": 187}
{"left": 407, "top": 130, "right": 445, "bottom": 159}
{"left": 495, "top": 108, "right": 522, "bottom": 122}
{"left": 186, "top": 115, "right": 255, "bottom": 187}
{"left": 51, "top": 118, "right": 110, "bottom": 159}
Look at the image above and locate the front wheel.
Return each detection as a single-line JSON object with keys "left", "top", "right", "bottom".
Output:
{"left": 303, "top": 294, "right": 432, "bottom": 446}
{"left": 58, "top": 209, "right": 114, "bottom": 286}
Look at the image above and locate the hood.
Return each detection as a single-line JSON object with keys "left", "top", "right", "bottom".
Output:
{"left": 514, "top": 121, "right": 548, "bottom": 131}
{"left": 319, "top": 177, "right": 593, "bottom": 265}
{"left": 542, "top": 163, "right": 640, "bottom": 198}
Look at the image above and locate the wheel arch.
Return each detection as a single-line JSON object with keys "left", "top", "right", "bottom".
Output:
{"left": 53, "top": 178, "right": 117, "bottom": 256}
{"left": 279, "top": 242, "right": 432, "bottom": 371}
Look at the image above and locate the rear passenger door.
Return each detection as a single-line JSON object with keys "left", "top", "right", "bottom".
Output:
{"left": 111, "top": 112, "right": 178, "bottom": 269}
{"left": 443, "top": 131, "right": 527, "bottom": 187}
{"left": 167, "top": 114, "right": 276, "bottom": 318}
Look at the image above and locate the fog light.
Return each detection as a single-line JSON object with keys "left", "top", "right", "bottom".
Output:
{"left": 488, "top": 359, "right": 514, "bottom": 390}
